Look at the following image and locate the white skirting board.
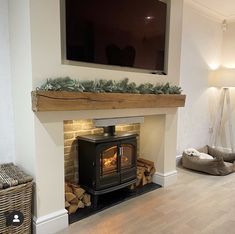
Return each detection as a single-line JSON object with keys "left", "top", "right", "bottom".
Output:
{"left": 153, "top": 170, "right": 178, "bottom": 187}
{"left": 33, "top": 209, "right": 68, "bottom": 234}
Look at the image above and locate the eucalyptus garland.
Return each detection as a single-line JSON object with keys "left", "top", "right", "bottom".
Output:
{"left": 37, "top": 77, "right": 182, "bottom": 95}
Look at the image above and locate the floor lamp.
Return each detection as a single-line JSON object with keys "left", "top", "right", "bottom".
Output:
{"left": 209, "top": 68, "right": 235, "bottom": 153}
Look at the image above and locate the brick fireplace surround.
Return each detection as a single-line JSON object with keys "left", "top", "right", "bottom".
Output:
{"left": 8, "top": 1, "right": 183, "bottom": 233}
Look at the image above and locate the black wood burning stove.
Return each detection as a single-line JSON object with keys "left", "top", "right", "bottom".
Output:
{"left": 78, "top": 126, "right": 137, "bottom": 208}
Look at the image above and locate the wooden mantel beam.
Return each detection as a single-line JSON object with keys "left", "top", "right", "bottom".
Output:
{"left": 31, "top": 91, "right": 186, "bottom": 112}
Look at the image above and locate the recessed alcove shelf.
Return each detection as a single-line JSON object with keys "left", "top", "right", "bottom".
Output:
{"left": 31, "top": 91, "right": 186, "bottom": 112}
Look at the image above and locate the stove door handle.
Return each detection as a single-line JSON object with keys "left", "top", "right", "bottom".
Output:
{"left": 118, "top": 146, "right": 122, "bottom": 157}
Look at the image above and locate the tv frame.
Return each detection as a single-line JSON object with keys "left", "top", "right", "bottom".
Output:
{"left": 60, "top": 0, "right": 170, "bottom": 75}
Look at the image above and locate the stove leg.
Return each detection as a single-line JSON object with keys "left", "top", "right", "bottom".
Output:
{"left": 93, "top": 195, "right": 99, "bottom": 209}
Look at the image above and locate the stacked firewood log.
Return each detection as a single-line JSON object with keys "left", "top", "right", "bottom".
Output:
{"left": 135, "top": 158, "right": 156, "bottom": 187}
{"left": 65, "top": 182, "right": 91, "bottom": 214}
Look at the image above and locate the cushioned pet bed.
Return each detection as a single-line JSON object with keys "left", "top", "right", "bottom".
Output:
{"left": 182, "top": 145, "right": 235, "bottom": 176}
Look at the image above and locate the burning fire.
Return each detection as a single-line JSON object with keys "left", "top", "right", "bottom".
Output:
{"left": 103, "top": 153, "right": 117, "bottom": 167}
{"left": 103, "top": 153, "right": 129, "bottom": 169}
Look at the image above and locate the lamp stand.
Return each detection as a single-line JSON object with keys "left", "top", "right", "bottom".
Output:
{"left": 211, "top": 88, "right": 234, "bottom": 152}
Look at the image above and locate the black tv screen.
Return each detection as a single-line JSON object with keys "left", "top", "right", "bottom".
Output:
{"left": 65, "top": 0, "right": 167, "bottom": 72}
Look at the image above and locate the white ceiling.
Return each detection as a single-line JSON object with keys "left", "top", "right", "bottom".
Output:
{"left": 190, "top": 0, "right": 235, "bottom": 21}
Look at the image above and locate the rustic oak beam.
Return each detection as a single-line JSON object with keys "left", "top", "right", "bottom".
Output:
{"left": 31, "top": 91, "right": 186, "bottom": 112}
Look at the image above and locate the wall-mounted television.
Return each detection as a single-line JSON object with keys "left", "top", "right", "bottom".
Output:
{"left": 64, "top": 0, "right": 168, "bottom": 73}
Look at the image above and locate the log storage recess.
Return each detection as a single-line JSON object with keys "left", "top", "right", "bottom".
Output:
{"left": 65, "top": 182, "right": 91, "bottom": 214}
{"left": 135, "top": 158, "right": 156, "bottom": 188}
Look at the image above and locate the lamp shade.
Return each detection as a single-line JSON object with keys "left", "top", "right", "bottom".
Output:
{"left": 209, "top": 68, "right": 235, "bottom": 87}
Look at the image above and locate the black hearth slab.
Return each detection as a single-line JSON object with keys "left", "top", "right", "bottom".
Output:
{"left": 69, "top": 182, "right": 161, "bottom": 224}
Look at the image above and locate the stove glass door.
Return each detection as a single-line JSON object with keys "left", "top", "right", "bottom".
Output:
{"left": 120, "top": 144, "right": 135, "bottom": 169}
{"left": 100, "top": 146, "right": 118, "bottom": 176}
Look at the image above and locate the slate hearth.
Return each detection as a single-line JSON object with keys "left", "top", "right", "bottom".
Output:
{"left": 69, "top": 182, "right": 161, "bottom": 224}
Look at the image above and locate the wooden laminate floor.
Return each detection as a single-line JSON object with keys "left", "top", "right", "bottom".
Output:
{"left": 57, "top": 167, "right": 235, "bottom": 234}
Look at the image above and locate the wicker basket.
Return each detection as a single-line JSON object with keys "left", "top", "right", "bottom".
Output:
{"left": 0, "top": 164, "right": 33, "bottom": 234}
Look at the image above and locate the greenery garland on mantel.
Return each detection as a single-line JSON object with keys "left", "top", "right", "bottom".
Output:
{"left": 37, "top": 77, "right": 182, "bottom": 95}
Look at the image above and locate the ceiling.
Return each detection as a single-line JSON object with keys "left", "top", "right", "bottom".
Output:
{"left": 190, "top": 0, "right": 235, "bottom": 21}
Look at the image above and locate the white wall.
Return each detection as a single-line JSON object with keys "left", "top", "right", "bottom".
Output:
{"left": 177, "top": 2, "right": 223, "bottom": 154}
{"left": 0, "top": 0, "right": 15, "bottom": 163}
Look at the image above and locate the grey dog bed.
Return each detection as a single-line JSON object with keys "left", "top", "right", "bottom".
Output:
{"left": 182, "top": 145, "right": 235, "bottom": 176}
